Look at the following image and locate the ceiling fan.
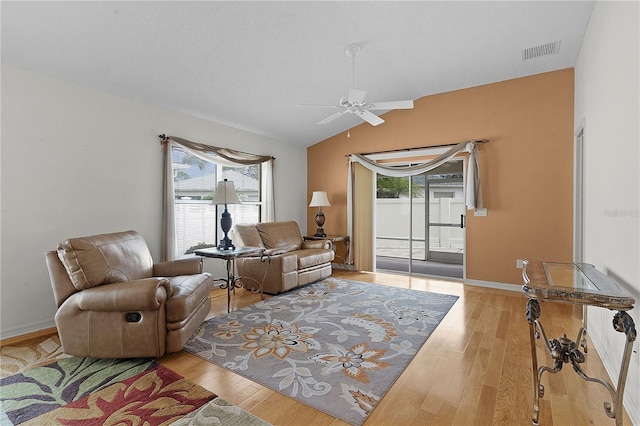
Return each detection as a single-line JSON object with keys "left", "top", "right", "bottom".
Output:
{"left": 298, "top": 44, "right": 414, "bottom": 126}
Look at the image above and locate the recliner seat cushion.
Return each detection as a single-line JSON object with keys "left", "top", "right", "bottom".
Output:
{"left": 295, "top": 249, "right": 334, "bottom": 269}
{"left": 57, "top": 230, "right": 154, "bottom": 290}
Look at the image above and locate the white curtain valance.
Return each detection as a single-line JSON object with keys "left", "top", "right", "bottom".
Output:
{"left": 346, "top": 139, "right": 485, "bottom": 266}
{"left": 348, "top": 140, "right": 484, "bottom": 210}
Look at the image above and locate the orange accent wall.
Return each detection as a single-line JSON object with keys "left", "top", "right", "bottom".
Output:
{"left": 307, "top": 69, "right": 574, "bottom": 285}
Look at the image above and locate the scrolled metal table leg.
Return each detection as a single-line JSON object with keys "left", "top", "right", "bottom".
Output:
{"left": 226, "top": 258, "right": 232, "bottom": 313}
{"left": 579, "top": 304, "right": 588, "bottom": 353}
{"left": 526, "top": 299, "right": 542, "bottom": 425}
{"left": 610, "top": 311, "right": 636, "bottom": 426}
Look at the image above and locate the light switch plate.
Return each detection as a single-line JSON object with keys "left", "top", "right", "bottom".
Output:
{"left": 474, "top": 208, "right": 488, "bottom": 217}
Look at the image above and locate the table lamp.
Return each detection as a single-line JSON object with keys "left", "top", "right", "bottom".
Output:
{"left": 309, "top": 191, "right": 330, "bottom": 237}
{"left": 211, "top": 179, "right": 241, "bottom": 250}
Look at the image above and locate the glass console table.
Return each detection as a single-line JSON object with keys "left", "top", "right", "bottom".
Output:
{"left": 522, "top": 260, "right": 636, "bottom": 426}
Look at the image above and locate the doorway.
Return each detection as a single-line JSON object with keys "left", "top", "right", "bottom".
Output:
{"left": 574, "top": 126, "right": 585, "bottom": 263}
{"left": 375, "top": 160, "right": 465, "bottom": 279}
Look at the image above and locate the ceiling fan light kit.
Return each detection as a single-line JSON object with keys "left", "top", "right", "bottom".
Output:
{"left": 299, "top": 43, "right": 414, "bottom": 127}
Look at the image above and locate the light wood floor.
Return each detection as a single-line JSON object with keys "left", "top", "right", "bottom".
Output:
{"left": 161, "top": 270, "right": 631, "bottom": 426}
{"left": 5, "top": 270, "right": 631, "bottom": 425}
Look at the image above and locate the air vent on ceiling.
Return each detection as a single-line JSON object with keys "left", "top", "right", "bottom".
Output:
{"left": 522, "top": 41, "right": 561, "bottom": 61}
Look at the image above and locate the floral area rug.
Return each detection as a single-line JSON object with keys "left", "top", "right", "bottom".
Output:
{"left": 0, "top": 336, "right": 270, "bottom": 425}
{"left": 183, "top": 277, "right": 459, "bottom": 426}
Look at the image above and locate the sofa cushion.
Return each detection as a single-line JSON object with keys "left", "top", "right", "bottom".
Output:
{"left": 256, "top": 221, "right": 302, "bottom": 251}
{"left": 57, "top": 230, "right": 154, "bottom": 290}
{"left": 296, "top": 249, "right": 335, "bottom": 269}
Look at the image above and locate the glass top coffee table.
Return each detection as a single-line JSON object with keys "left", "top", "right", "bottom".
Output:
{"left": 522, "top": 260, "right": 636, "bottom": 425}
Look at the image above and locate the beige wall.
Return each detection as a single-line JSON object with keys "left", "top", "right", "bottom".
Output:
{"left": 574, "top": 2, "right": 639, "bottom": 422}
{"left": 1, "top": 65, "right": 307, "bottom": 338}
{"left": 307, "top": 69, "right": 574, "bottom": 285}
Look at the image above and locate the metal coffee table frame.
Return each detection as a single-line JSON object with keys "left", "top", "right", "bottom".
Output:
{"left": 195, "top": 246, "right": 268, "bottom": 312}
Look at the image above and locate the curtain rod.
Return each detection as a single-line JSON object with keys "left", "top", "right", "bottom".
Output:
{"left": 348, "top": 138, "right": 489, "bottom": 157}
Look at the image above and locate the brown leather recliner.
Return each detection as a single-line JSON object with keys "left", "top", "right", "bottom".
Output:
{"left": 45, "top": 230, "right": 214, "bottom": 358}
{"left": 231, "top": 221, "right": 334, "bottom": 294}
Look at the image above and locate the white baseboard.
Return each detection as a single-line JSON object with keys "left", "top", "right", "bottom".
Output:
{"left": 0, "top": 319, "right": 56, "bottom": 340}
{"left": 463, "top": 278, "right": 521, "bottom": 292}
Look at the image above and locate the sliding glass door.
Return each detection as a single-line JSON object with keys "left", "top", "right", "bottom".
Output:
{"left": 425, "top": 172, "right": 464, "bottom": 264}
{"left": 375, "top": 160, "right": 464, "bottom": 278}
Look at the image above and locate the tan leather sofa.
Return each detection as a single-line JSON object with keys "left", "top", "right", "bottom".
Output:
{"left": 231, "top": 221, "right": 334, "bottom": 294}
{"left": 45, "top": 230, "right": 214, "bottom": 358}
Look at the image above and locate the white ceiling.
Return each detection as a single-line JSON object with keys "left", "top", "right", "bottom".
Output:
{"left": 1, "top": 1, "right": 594, "bottom": 147}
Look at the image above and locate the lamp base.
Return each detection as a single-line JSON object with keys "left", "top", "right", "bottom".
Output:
{"left": 217, "top": 237, "right": 235, "bottom": 250}
{"left": 314, "top": 228, "right": 326, "bottom": 238}
{"left": 314, "top": 209, "right": 326, "bottom": 238}
{"left": 218, "top": 207, "right": 235, "bottom": 250}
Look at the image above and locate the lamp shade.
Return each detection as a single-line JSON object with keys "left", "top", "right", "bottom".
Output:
{"left": 309, "top": 191, "right": 330, "bottom": 207}
{"left": 211, "top": 179, "right": 241, "bottom": 205}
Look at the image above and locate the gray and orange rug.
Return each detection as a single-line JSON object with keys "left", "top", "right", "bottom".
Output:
{"left": 184, "top": 277, "right": 458, "bottom": 426}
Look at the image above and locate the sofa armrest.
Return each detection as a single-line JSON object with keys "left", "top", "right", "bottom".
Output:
{"left": 263, "top": 248, "right": 287, "bottom": 256}
{"left": 302, "top": 240, "right": 332, "bottom": 250}
{"left": 153, "top": 257, "right": 203, "bottom": 276}
{"left": 75, "top": 278, "right": 172, "bottom": 312}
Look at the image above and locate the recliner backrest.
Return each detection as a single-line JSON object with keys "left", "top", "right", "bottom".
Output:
{"left": 255, "top": 221, "right": 303, "bottom": 252}
{"left": 45, "top": 250, "right": 79, "bottom": 308}
{"left": 231, "top": 224, "right": 266, "bottom": 249}
{"left": 56, "top": 230, "right": 154, "bottom": 290}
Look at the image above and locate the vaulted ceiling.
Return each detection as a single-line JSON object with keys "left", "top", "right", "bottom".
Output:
{"left": 1, "top": 1, "right": 594, "bottom": 146}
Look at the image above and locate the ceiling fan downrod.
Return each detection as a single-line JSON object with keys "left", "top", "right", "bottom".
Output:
{"left": 345, "top": 43, "right": 361, "bottom": 89}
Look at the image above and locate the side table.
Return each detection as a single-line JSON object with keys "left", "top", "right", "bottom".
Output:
{"left": 522, "top": 260, "right": 636, "bottom": 425}
{"left": 304, "top": 235, "right": 351, "bottom": 265}
{"left": 195, "top": 246, "right": 265, "bottom": 312}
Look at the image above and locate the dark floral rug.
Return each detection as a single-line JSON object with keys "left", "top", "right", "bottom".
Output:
{"left": 184, "top": 277, "right": 458, "bottom": 426}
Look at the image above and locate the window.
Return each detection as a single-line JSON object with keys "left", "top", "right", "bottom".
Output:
{"left": 171, "top": 147, "right": 261, "bottom": 256}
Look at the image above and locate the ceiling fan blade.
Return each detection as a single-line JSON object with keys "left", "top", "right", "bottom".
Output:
{"left": 368, "top": 100, "right": 414, "bottom": 110}
{"left": 355, "top": 109, "right": 385, "bottom": 126}
{"left": 348, "top": 88, "right": 367, "bottom": 105}
{"left": 296, "top": 104, "right": 341, "bottom": 109}
{"left": 317, "top": 111, "right": 346, "bottom": 125}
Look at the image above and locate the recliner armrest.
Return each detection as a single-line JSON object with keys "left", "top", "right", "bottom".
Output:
{"left": 153, "top": 257, "right": 203, "bottom": 276}
{"left": 264, "top": 248, "right": 287, "bottom": 256}
{"left": 75, "top": 278, "right": 172, "bottom": 312}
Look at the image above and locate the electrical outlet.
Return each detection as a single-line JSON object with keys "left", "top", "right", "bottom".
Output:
{"left": 516, "top": 259, "right": 524, "bottom": 269}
